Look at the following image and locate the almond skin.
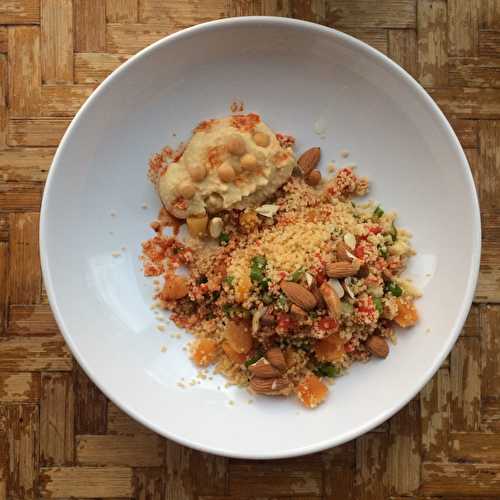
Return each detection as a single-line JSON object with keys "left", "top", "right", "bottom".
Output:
{"left": 336, "top": 241, "right": 353, "bottom": 262}
{"left": 305, "top": 169, "right": 321, "bottom": 186}
{"left": 297, "top": 147, "right": 321, "bottom": 176}
{"left": 250, "top": 376, "right": 290, "bottom": 395}
{"left": 281, "top": 282, "right": 317, "bottom": 311}
{"left": 326, "top": 260, "right": 361, "bottom": 278}
{"left": 248, "top": 358, "right": 281, "bottom": 378}
{"left": 365, "top": 335, "right": 389, "bottom": 358}
{"left": 265, "top": 347, "right": 287, "bottom": 371}
{"left": 319, "top": 282, "right": 342, "bottom": 319}
{"left": 290, "top": 303, "right": 307, "bottom": 318}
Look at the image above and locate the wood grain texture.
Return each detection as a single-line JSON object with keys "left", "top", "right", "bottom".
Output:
{"left": 0, "top": 1, "right": 499, "bottom": 498}
{"left": 41, "top": 0, "right": 73, "bottom": 83}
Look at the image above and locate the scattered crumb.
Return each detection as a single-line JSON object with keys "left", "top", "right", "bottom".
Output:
{"left": 182, "top": 346, "right": 187, "bottom": 351}
{"left": 110, "top": 210, "right": 117, "bottom": 217}
{"left": 229, "top": 400, "right": 235, "bottom": 406}
{"left": 109, "top": 231, "right": 114, "bottom": 236}
{"left": 230, "top": 99, "right": 244, "bottom": 113}
{"left": 141, "top": 202, "right": 149, "bottom": 209}
{"left": 121, "top": 246, "right": 127, "bottom": 251}
{"left": 224, "top": 382, "right": 230, "bottom": 389}
{"left": 160, "top": 345, "right": 167, "bottom": 353}
{"left": 153, "top": 278, "right": 160, "bottom": 285}
{"left": 172, "top": 132, "right": 177, "bottom": 137}
{"left": 426, "top": 327, "right": 431, "bottom": 333}
{"left": 177, "top": 382, "right": 185, "bottom": 389}
{"left": 156, "top": 324, "right": 165, "bottom": 332}
{"left": 327, "top": 162, "right": 336, "bottom": 173}
{"left": 111, "top": 251, "right": 121, "bottom": 257}
{"left": 175, "top": 333, "right": 181, "bottom": 339}
{"left": 247, "top": 399, "right": 254, "bottom": 405}
{"left": 208, "top": 376, "right": 213, "bottom": 381}
{"left": 340, "top": 149, "right": 350, "bottom": 158}
{"left": 217, "top": 386, "right": 221, "bottom": 390}
{"left": 425, "top": 273, "right": 432, "bottom": 277}
{"left": 149, "top": 303, "right": 157, "bottom": 310}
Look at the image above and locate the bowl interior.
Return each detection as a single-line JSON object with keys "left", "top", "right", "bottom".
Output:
{"left": 41, "top": 18, "right": 480, "bottom": 458}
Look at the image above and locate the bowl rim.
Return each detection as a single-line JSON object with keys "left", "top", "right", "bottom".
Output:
{"left": 40, "top": 16, "right": 482, "bottom": 459}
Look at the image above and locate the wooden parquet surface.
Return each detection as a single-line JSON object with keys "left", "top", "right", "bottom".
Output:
{"left": 0, "top": 0, "right": 499, "bottom": 498}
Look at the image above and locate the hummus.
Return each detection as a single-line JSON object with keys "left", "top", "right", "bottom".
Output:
{"left": 158, "top": 114, "right": 296, "bottom": 218}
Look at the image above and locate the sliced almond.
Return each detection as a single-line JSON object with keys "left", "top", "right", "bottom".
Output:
{"left": 250, "top": 376, "right": 290, "bottom": 395}
{"left": 265, "top": 347, "right": 287, "bottom": 371}
{"left": 328, "top": 278, "right": 345, "bottom": 299}
{"left": 248, "top": 358, "right": 281, "bottom": 378}
{"left": 343, "top": 232, "right": 357, "bottom": 250}
{"left": 319, "top": 282, "right": 342, "bottom": 319}
{"left": 281, "top": 282, "right": 317, "bottom": 311}
{"left": 365, "top": 335, "right": 389, "bottom": 358}
{"left": 290, "top": 303, "right": 307, "bottom": 318}
{"left": 326, "top": 260, "right": 361, "bottom": 278}
{"left": 297, "top": 147, "right": 321, "bottom": 176}
{"left": 260, "top": 307, "right": 276, "bottom": 326}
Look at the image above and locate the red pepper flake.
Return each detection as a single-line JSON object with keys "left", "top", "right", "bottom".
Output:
{"left": 144, "top": 263, "right": 162, "bottom": 277}
{"left": 354, "top": 244, "right": 365, "bottom": 259}
{"left": 276, "top": 313, "right": 296, "bottom": 333}
{"left": 231, "top": 113, "right": 261, "bottom": 132}
{"left": 194, "top": 119, "right": 216, "bottom": 132}
{"left": 317, "top": 317, "right": 338, "bottom": 332}
{"left": 275, "top": 133, "right": 295, "bottom": 149}
{"left": 369, "top": 226, "right": 382, "bottom": 234}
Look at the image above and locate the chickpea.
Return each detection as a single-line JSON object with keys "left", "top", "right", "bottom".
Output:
{"left": 178, "top": 180, "right": 196, "bottom": 199}
{"left": 217, "top": 161, "right": 236, "bottom": 183}
{"left": 226, "top": 135, "right": 246, "bottom": 156}
{"left": 253, "top": 132, "right": 270, "bottom": 147}
{"left": 206, "top": 193, "right": 223, "bottom": 214}
{"left": 240, "top": 153, "right": 258, "bottom": 172}
{"left": 186, "top": 164, "right": 207, "bottom": 182}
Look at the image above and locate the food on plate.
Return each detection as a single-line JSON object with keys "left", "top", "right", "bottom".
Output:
{"left": 142, "top": 113, "right": 420, "bottom": 408}
{"left": 154, "top": 114, "right": 295, "bottom": 219}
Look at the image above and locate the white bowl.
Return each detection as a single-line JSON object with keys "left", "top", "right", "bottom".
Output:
{"left": 40, "top": 17, "right": 480, "bottom": 459}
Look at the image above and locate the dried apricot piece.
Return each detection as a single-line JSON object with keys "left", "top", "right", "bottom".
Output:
{"left": 192, "top": 338, "right": 218, "bottom": 367}
{"left": 159, "top": 274, "right": 189, "bottom": 301}
{"left": 394, "top": 299, "right": 418, "bottom": 327}
{"left": 235, "top": 273, "right": 252, "bottom": 303}
{"left": 296, "top": 373, "right": 328, "bottom": 408}
{"left": 315, "top": 334, "right": 345, "bottom": 362}
{"left": 225, "top": 320, "right": 253, "bottom": 354}
{"left": 222, "top": 341, "right": 247, "bottom": 364}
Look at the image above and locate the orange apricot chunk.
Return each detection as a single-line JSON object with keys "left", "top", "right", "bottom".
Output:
{"left": 192, "top": 338, "right": 218, "bottom": 367}
{"left": 222, "top": 341, "right": 247, "bottom": 364}
{"left": 315, "top": 334, "right": 345, "bottom": 362}
{"left": 225, "top": 320, "right": 253, "bottom": 354}
{"left": 394, "top": 299, "right": 419, "bottom": 327}
{"left": 296, "top": 373, "right": 328, "bottom": 408}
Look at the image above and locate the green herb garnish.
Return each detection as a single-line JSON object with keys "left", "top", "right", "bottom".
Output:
{"left": 290, "top": 267, "right": 305, "bottom": 282}
{"left": 373, "top": 297, "right": 383, "bottom": 314}
{"left": 379, "top": 246, "right": 388, "bottom": 258}
{"left": 224, "top": 275, "right": 235, "bottom": 286}
{"left": 250, "top": 255, "right": 268, "bottom": 289}
{"left": 386, "top": 281, "right": 403, "bottom": 297}
{"left": 223, "top": 304, "right": 236, "bottom": 317}
{"left": 373, "top": 205, "right": 384, "bottom": 218}
{"left": 314, "top": 362, "right": 340, "bottom": 378}
{"left": 244, "top": 352, "right": 263, "bottom": 367}
{"left": 219, "top": 232, "right": 230, "bottom": 246}
{"left": 390, "top": 222, "right": 397, "bottom": 241}
{"left": 276, "top": 294, "right": 288, "bottom": 311}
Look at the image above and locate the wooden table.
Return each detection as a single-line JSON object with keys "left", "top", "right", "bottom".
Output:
{"left": 1, "top": 1, "right": 499, "bottom": 498}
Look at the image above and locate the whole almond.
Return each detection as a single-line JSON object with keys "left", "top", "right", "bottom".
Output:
{"left": 326, "top": 260, "right": 361, "bottom": 278}
{"left": 365, "top": 335, "right": 389, "bottom": 358}
{"left": 248, "top": 358, "right": 281, "bottom": 378}
{"left": 250, "top": 376, "right": 290, "bottom": 395}
{"left": 319, "top": 282, "right": 342, "bottom": 319}
{"left": 290, "top": 303, "right": 307, "bottom": 318}
{"left": 298, "top": 147, "right": 321, "bottom": 176}
{"left": 336, "top": 241, "right": 353, "bottom": 262}
{"left": 265, "top": 347, "right": 287, "bottom": 371}
{"left": 281, "top": 282, "right": 317, "bottom": 311}
{"left": 305, "top": 169, "right": 322, "bottom": 186}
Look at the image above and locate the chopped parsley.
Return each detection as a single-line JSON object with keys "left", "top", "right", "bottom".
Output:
{"left": 373, "top": 205, "right": 384, "bottom": 218}
{"left": 314, "top": 362, "right": 340, "bottom": 378}
{"left": 219, "top": 232, "right": 230, "bottom": 246}
{"left": 289, "top": 267, "right": 305, "bottom": 282}
{"left": 373, "top": 297, "right": 383, "bottom": 314}
{"left": 379, "top": 246, "right": 388, "bottom": 258}
{"left": 224, "top": 275, "right": 235, "bottom": 286}
{"left": 244, "top": 352, "right": 262, "bottom": 367}
{"left": 385, "top": 281, "right": 403, "bottom": 297}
